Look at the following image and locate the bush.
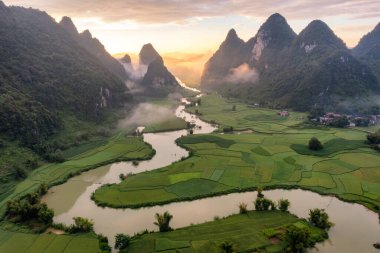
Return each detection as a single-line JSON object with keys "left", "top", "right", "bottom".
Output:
{"left": 69, "top": 217, "right": 94, "bottom": 233}
{"left": 308, "top": 209, "right": 333, "bottom": 230}
{"left": 238, "top": 202, "right": 248, "bottom": 214}
{"left": 223, "top": 126, "right": 234, "bottom": 133}
{"left": 98, "top": 234, "right": 111, "bottom": 252}
{"left": 278, "top": 199, "right": 290, "bottom": 212}
{"left": 308, "top": 137, "right": 323, "bottom": 150}
{"left": 14, "top": 166, "right": 27, "bottom": 179}
{"left": 115, "top": 234, "right": 130, "bottom": 251}
{"left": 257, "top": 187, "right": 264, "bottom": 198}
{"left": 367, "top": 131, "right": 380, "bottom": 145}
{"left": 329, "top": 116, "right": 349, "bottom": 128}
{"left": 5, "top": 191, "right": 54, "bottom": 226}
{"left": 254, "top": 198, "right": 274, "bottom": 211}
{"left": 284, "top": 225, "right": 312, "bottom": 253}
{"left": 219, "top": 241, "right": 235, "bottom": 253}
{"left": 47, "top": 149, "right": 65, "bottom": 163}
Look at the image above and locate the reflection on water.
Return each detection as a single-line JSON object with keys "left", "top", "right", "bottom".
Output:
{"left": 43, "top": 100, "right": 380, "bottom": 253}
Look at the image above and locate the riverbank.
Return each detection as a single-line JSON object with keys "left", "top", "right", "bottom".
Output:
{"left": 127, "top": 210, "right": 327, "bottom": 253}
{"left": 42, "top": 96, "right": 380, "bottom": 252}
{"left": 0, "top": 133, "right": 154, "bottom": 218}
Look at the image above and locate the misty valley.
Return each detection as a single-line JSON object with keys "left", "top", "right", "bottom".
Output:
{"left": 1, "top": 1, "right": 380, "bottom": 253}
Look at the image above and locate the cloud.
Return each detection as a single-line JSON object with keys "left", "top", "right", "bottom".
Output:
{"left": 117, "top": 102, "right": 177, "bottom": 129}
{"left": 5, "top": 0, "right": 380, "bottom": 24}
{"left": 225, "top": 63, "right": 259, "bottom": 84}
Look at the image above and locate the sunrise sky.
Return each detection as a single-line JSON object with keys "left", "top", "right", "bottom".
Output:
{"left": 4, "top": 0, "right": 380, "bottom": 55}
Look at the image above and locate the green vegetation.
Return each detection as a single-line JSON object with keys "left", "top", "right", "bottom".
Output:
{"left": 255, "top": 198, "right": 276, "bottom": 211}
{"left": 0, "top": 229, "right": 101, "bottom": 253}
{"left": 238, "top": 202, "right": 248, "bottom": 214}
{"left": 93, "top": 94, "right": 380, "bottom": 215}
{"left": 308, "top": 209, "right": 333, "bottom": 230}
{"left": 154, "top": 211, "right": 173, "bottom": 232}
{"left": 0, "top": 133, "right": 154, "bottom": 217}
{"left": 283, "top": 225, "right": 313, "bottom": 253}
{"left": 126, "top": 211, "right": 326, "bottom": 253}
{"left": 308, "top": 137, "right": 323, "bottom": 151}
{"left": 5, "top": 187, "right": 53, "bottom": 233}
{"left": 69, "top": 217, "right": 94, "bottom": 233}
{"left": 367, "top": 130, "right": 380, "bottom": 151}
{"left": 144, "top": 118, "right": 188, "bottom": 133}
{"left": 98, "top": 234, "right": 112, "bottom": 253}
{"left": 115, "top": 233, "right": 131, "bottom": 252}
{"left": 278, "top": 199, "right": 291, "bottom": 212}
{"left": 186, "top": 94, "right": 307, "bottom": 133}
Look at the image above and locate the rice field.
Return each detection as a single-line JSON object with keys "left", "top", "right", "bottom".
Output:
{"left": 93, "top": 94, "right": 380, "bottom": 213}
{"left": 0, "top": 230, "right": 100, "bottom": 253}
{"left": 127, "top": 211, "right": 326, "bottom": 253}
{"left": 0, "top": 133, "right": 154, "bottom": 217}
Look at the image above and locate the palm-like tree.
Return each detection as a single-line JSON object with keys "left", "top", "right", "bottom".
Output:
{"left": 220, "top": 241, "right": 235, "bottom": 253}
{"left": 154, "top": 211, "right": 173, "bottom": 232}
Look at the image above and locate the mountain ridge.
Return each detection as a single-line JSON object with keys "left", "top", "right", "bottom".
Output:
{"left": 59, "top": 16, "right": 128, "bottom": 81}
{"left": 201, "top": 14, "right": 380, "bottom": 112}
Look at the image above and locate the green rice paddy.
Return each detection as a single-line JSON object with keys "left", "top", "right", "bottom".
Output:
{"left": 0, "top": 133, "right": 154, "bottom": 217}
{"left": 94, "top": 94, "right": 380, "bottom": 213}
{"left": 127, "top": 211, "right": 326, "bottom": 253}
{"left": 0, "top": 230, "right": 100, "bottom": 253}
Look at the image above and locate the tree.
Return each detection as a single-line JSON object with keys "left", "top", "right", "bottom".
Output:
{"left": 367, "top": 130, "right": 380, "bottom": 151}
{"left": 38, "top": 183, "right": 48, "bottom": 195}
{"left": 223, "top": 126, "right": 233, "bottom": 133}
{"left": 254, "top": 198, "right": 274, "bottom": 211}
{"left": 219, "top": 241, "right": 235, "bottom": 253}
{"left": 329, "top": 116, "right": 349, "bottom": 128}
{"left": 14, "top": 166, "right": 27, "bottom": 179}
{"left": 308, "top": 137, "right": 323, "bottom": 151}
{"left": 154, "top": 211, "right": 173, "bottom": 232}
{"left": 284, "top": 225, "right": 312, "bottom": 253}
{"left": 308, "top": 209, "right": 332, "bottom": 230}
{"left": 308, "top": 106, "right": 324, "bottom": 120}
{"left": 37, "top": 204, "right": 54, "bottom": 224}
{"left": 114, "top": 233, "right": 130, "bottom": 251}
{"left": 367, "top": 130, "right": 380, "bottom": 144}
{"left": 278, "top": 199, "right": 290, "bottom": 212}
{"left": 70, "top": 217, "right": 94, "bottom": 233}
{"left": 98, "top": 234, "right": 111, "bottom": 252}
{"left": 257, "top": 187, "right": 264, "bottom": 198}
{"left": 238, "top": 202, "right": 248, "bottom": 214}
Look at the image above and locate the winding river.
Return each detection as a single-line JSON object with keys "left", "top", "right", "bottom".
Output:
{"left": 43, "top": 99, "right": 380, "bottom": 252}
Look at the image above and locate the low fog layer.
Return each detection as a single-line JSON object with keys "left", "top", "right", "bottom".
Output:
{"left": 118, "top": 103, "right": 174, "bottom": 128}
{"left": 117, "top": 92, "right": 182, "bottom": 129}
{"left": 120, "top": 60, "right": 148, "bottom": 92}
{"left": 226, "top": 63, "right": 259, "bottom": 84}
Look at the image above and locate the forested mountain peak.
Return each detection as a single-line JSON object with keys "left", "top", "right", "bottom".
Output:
{"left": 59, "top": 16, "right": 78, "bottom": 36}
{"left": 0, "top": 3, "right": 128, "bottom": 148}
{"left": 296, "top": 20, "right": 346, "bottom": 51}
{"left": 139, "top": 43, "right": 161, "bottom": 65}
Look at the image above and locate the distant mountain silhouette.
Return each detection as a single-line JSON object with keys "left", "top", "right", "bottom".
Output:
{"left": 201, "top": 14, "right": 380, "bottom": 112}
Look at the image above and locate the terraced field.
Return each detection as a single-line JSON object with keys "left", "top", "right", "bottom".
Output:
{"left": 127, "top": 211, "right": 326, "bottom": 253}
{"left": 0, "top": 133, "right": 154, "bottom": 217}
{"left": 0, "top": 230, "right": 100, "bottom": 253}
{"left": 187, "top": 94, "right": 307, "bottom": 133}
{"left": 93, "top": 94, "right": 380, "bottom": 213}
